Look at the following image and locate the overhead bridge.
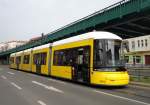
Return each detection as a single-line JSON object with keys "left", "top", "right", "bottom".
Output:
{"left": 0, "top": 0, "right": 150, "bottom": 58}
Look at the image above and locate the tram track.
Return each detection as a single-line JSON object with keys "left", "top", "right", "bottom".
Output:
{"left": 111, "top": 85, "right": 150, "bottom": 99}
{"left": 1, "top": 66, "right": 150, "bottom": 105}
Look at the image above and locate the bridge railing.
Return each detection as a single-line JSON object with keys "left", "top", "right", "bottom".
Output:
{"left": 1, "top": 0, "right": 150, "bottom": 56}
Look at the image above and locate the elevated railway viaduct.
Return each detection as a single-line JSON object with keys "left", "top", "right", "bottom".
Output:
{"left": 0, "top": 0, "right": 150, "bottom": 64}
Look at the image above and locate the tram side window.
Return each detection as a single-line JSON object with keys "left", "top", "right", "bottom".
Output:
{"left": 77, "top": 47, "right": 90, "bottom": 65}
{"left": 53, "top": 49, "right": 72, "bottom": 66}
{"left": 41, "top": 53, "right": 47, "bottom": 65}
{"left": 53, "top": 51, "right": 59, "bottom": 65}
{"left": 94, "top": 40, "right": 104, "bottom": 67}
{"left": 33, "top": 54, "right": 37, "bottom": 64}
{"left": 23, "top": 55, "right": 30, "bottom": 64}
{"left": 53, "top": 46, "right": 90, "bottom": 66}
{"left": 16, "top": 56, "right": 21, "bottom": 64}
{"left": 83, "top": 48, "right": 90, "bottom": 65}
{"left": 33, "top": 53, "right": 47, "bottom": 65}
{"left": 10, "top": 57, "right": 14, "bottom": 64}
{"left": 54, "top": 50, "right": 67, "bottom": 66}
{"left": 33, "top": 54, "right": 36, "bottom": 64}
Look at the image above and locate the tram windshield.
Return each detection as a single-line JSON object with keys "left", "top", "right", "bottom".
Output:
{"left": 94, "top": 39, "right": 125, "bottom": 70}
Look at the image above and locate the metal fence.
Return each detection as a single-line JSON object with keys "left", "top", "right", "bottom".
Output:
{"left": 126, "top": 64, "right": 150, "bottom": 68}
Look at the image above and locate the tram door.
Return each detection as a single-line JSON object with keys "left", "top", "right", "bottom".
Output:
{"left": 35, "top": 53, "right": 47, "bottom": 74}
{"left": 36, "top": 63, "right": 41, "bottom": 74}
{"left": 35, "top": 54, "right": 41, "bottom": 74}
{"left": 73, "top": 46, "right": 90, "bottom": 83}
{"left": 16, "top": 56, "right": 21, "bottom": 69}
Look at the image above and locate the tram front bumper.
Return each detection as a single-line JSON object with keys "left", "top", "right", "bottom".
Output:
{"left": 91, "top": 72, "right": 129, "bottom": 86}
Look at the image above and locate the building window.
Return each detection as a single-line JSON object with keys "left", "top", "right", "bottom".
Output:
{"left": 124, "top": 56, "right": 129, "bottom": 63}
{"left": 141, "top": 40, "right": 143, "bottom": 47}
{"left": 136, "top": 56, "right": 141, "bottom": 63}
{"left": 145, "top": 39, "right": 148, "bottom": 47}
{"left": 138, "top": 40, "right": 140, "bottom": 47}
{"left": 131, "top": 41, "right": 135, "bottom": 49}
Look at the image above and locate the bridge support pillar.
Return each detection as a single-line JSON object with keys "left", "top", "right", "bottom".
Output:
{"left": 0, "top": 55, "right": 10, "bottom": 65}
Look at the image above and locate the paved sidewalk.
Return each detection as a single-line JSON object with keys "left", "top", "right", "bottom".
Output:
{"left": 130, "top": 81, "right": 150, "bottom": 88}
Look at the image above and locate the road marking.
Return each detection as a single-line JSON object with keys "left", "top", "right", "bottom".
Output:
{"left": 37, "top": 100, "right": 47, "bottom": 105}
{"left": 48, "top": 78, "right": 66, "bottom": 84}
{"left": 1, "top": 75, "right": 7, "bottom": 80}
{"left": 32, "top": 81, "right": 64, "bottom": 93}
{"left": 11, "top": 82, "right": 22, "bottom": 90}
{"left": 94, "top": 90, "right": 150, "bottom": 105}
{"left": 7, "top": 72, "right": 15, "bottom": 75}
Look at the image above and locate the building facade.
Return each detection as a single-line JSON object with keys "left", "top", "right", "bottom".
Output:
{"left": 0, "top": 41, "right": 27, "bottom": 52}
{"left": 124, "top": 35, "right": 150, "bottom": 66}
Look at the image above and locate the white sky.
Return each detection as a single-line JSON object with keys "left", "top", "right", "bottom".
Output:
{"left": 0, "top": 0, "right": 121, "bottom": 42}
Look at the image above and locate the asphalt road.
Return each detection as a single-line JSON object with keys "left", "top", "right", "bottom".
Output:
{"left": 0, "top": 66, "right": 150, "bottom": 105}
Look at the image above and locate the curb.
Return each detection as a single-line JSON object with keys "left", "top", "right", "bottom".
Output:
{"left": 130, "top": 81, "right": 150, "bottom": 88}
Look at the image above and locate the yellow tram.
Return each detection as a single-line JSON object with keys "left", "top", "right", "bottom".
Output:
{"left": 21, "top": 48, "right": 32, "bottom": 71}
{"left": 10, "top": 31, "right": 129, "bottom": 86}
{"left": 10, "top": 53, "right": 16, "bottom": 69}
{"left": 31, "top": 44, "right": 51, "bottom": 75}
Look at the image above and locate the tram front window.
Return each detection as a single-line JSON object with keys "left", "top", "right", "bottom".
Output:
{"left": 94, "top": 39, "right": 125, "bottom": 71}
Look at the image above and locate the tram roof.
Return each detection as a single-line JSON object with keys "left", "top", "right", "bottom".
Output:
{"left": 32, "top": 43, "right": 52, "bottom": 51}
{"left": 23, "top": 48, "right": 32, "bottom": 53}
{"left": 16, "top": 51, "right": 23, "bottom": 55}
{"left": 52, "top": 31, "right": 122, "bottom": 46}
{"left": 10, "top": 53, "right": 16, "bottom": 56}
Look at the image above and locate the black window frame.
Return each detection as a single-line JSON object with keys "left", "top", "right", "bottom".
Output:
{"left": 124, "top": 56, "right": 129, "bottom": 63}
{"left": 135, "top": 56, "right": 141, "bottom": 63}
{"left": 53, "top": 46, "right": 90, "bottom": 66}
{"left": 145, "top": 39, "right": 148, "bottom": 47}
{"left": 16, "top": 56, "right": 21, "bottom": 64}
{"left": 33, "top": 52, "right": 47, "bottom": 65}
{"left": 141, "top": 40, "right": 144, "bottom": 47}
{"left": 138, "top": 40, "right": 140, "bottom": 47}
{"left": 23, "top": 55, "right": 30, "bottom": 64}
{"left": 132, "top": 41, "right": 135, "bottom": 49}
